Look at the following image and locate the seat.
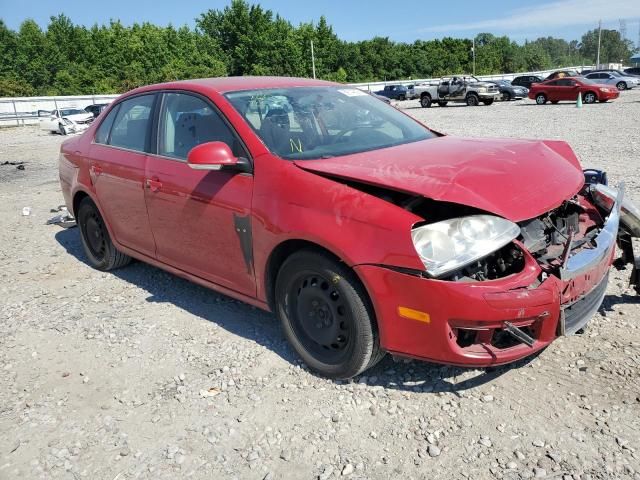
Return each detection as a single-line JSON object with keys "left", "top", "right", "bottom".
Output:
{"left": 259, "top": 108, "right": 291, "bottom": 154}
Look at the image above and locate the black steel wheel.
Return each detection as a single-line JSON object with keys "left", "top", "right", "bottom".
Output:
{"left": 77, "top": 197, "right": 131, "bottom": 271}
{"left": 275, "top": 250, "right": 384, "bottom": 379}
{"left": 437, "top": 100, "right": 448, "bottom": 107}
{"left": 58, "top": 123, "right": 68, "bottom": 135}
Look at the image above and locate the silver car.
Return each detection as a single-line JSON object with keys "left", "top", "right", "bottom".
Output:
{"left": 584, "top": 72, "right": 639, "bottom": 91}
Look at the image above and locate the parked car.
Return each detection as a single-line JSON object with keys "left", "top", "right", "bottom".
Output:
{"left": 40, "top": 108, "right": 94, "bottom": 135}
{"left": 58, "top": 77, "right": 640, "bottom": 379}
{"left": 415, "top": 76, "right": 500, "bottom": 107}
{"left": 589, "top": 68, "right": 639, "bottom": 79}
{"left": 528, "top": 77, "right": 619, "bottom": 104}
{"left": 584, "top": 71, "right": 639, "bottom": 91}
{"left": 511, "top": 75, "right": 543, "bottom": 89}
{"left": 544, "top": 70, "right": 580, "bottom": 81}
{"left": 486, "top": 79, "right": 528, "bottom": 101}
{"left": 84, "top": 103, "right": 110, "bottom": 118}
{"left": 374, "top": 84, "right": 410, "bottom": 101}
{"left": 624, "top": 67, "right": 640, "bottom": 76}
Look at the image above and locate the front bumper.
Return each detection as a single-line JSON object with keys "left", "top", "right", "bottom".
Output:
{"left": 356, "top": 196, "right": 620, "bottom": 367}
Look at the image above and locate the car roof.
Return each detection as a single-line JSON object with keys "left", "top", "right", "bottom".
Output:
{"left": 125, "top": 76, "right": 339, "bottom": 97}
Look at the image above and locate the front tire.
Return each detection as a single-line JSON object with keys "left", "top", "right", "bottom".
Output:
{"left": 420, "top": 95, "right": 432, "bottom": 108}
{"left": 466, "top": 93, "right": 480, "bottom": 106}
{"left": 77, "top": 197, "right": 131, "bottom": 271}
{"left": 58, "top": 123, "right": 68, "bottom": 135}
{"left": 275, "top": 250, "right": 384, "bottom": 379}
{"left": 583, "top": 92, "right": 597, "bottom": 104}
{"left": 437, "top": 101, "right": 448, "bottom": 107}
{"left": 535, "top": 94, "right": 547, "bottom": 105}
{"left": 616, "top": 81, "right": 626, "bottom": 91}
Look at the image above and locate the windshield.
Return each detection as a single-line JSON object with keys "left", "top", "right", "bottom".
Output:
{"left": 225, "top": 87, "right": 434, "bottom": 160}
{"left": 61, "top": 109, "right": 84, "bottom": 116}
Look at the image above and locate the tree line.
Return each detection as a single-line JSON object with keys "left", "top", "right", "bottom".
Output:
{"left": 0, "top": 0, "right": 636, "bottom": 97}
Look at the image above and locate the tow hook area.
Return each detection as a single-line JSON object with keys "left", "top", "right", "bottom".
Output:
{"left": 503, "top": 322, "right": 536, "bottom": 348}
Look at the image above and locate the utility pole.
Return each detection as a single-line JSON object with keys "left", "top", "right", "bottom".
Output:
{"left": 310, "top": 40, "right": 316, "bottom": 79}
{"left": 472, "top": 38, "right": 476, "bottom": 75}
{"left": 596, "top": 20, "right": 602, "bottom": 68}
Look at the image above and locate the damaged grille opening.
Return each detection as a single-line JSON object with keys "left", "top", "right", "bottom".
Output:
{"left": 491, "top": 325, "right": 536, "bottom": 349}
{"left": 518, "top": 197, "right": 601, "bottom": 276}
{"left": 455, "top": 328, "right": 478, "bottom": 348}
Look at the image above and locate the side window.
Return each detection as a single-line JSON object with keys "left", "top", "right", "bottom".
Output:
{"left": 95, "top": 105, "right": 119, "bottom": 144}
{"left": 109, "top": 95, "right": 155, "bottom": 152}
{"left": 547, "top": 80, "right": 559, "bottom": 86}
{"left": 158, "top": 92, "right": 243, "bottom": 160}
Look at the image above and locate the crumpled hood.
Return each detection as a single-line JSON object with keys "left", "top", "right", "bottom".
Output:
{"left": 294, "top": 136, "right": 584, "bottom": 223}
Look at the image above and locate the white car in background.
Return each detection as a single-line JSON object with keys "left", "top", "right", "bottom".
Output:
{"left": 39, "top": 108, "right": 94, "bottom": 135}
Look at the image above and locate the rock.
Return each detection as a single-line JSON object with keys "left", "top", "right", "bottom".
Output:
{"left": 428, "top": 445, "right": 441, "bottom": 457}
{"left": 478, "top": 437, "right": 492, "bottom": 448}
{"left": 532, "top": 439, "right": 545, "bottom": 447}
{"left": 482, "top": 395, "right": 494, "bottom": 403}
{"left": 534, "top": 467, "right": 547, "bottom": 477}
{"left": 342, "top": 464, "right": 354, "bottom": 475}
{"left": 506, "top": 461, "right": 517, "bottom": 469}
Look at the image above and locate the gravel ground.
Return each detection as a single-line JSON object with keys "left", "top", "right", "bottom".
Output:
{"left": 1, "top": 91, "right": 639, "bottom": 480}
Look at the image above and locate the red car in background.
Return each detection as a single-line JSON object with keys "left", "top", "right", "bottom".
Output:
{"left": 58, "top": 77, "right": 639, "bottom": 379}
{"left": 528, "top": 77, "right": 620, "bottom": 104}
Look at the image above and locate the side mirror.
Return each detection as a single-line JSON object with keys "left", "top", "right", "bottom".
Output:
{"left": 187, "top": 141, "right": 248, "bottom": 172}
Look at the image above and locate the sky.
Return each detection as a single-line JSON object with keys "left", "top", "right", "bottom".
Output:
{"left": 1, "top": 0, "right": 638, "bottom": 43}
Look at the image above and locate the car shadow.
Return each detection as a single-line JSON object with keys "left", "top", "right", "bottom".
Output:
{"left": 516, "top": 102, "right": 610, "bottom": 107}
{"left": 54, "top": 227, "right": 536, "bottom": 394}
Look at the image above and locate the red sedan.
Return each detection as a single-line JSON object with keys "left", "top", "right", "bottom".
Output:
{"left": 58, "top": 77, "right": 638, "bottom": 379}
{"left": 528, "top": 77, "right": 619, "bottom": 104}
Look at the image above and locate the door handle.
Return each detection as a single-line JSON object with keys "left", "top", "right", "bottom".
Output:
{"left": 146, "top": 178, "right": 162, "bottom": 192}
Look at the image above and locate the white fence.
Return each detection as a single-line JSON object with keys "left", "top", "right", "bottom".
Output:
{"left": 0, "top": 94, "right": 119, "bottom": 127}
{"left": 0, "top": 65, "right": 597, "bottom": 127}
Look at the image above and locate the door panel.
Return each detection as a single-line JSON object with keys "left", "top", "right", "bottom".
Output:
{"left": 88, "top": 94, "right": 157, "bottom": 257}
{"left": 145, "top": 159, "right": 254, "bottom": 294}
{"left": 144, "top": 92, "right": 255, "bottom": 296}
{"left": 89, "top": 145, "right": 156, "bottom": 256}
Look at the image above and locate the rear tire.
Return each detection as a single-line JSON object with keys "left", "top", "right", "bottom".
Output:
{"left": 420, "top": 95, "right": 432, "bottom": 108}
{"left": 535, "top": 94, "right": 547, "bottom": 105}
{"left": 275, "top": 250, "right": 384, "bottom": 379}
{"left": 466, "top": 93, "right": 480, "bottom": 106}
{"left": 77, "top": 197, "right": 131, "bottom": 271}
{"left": 58, "top": 123, "right": 68, "bottom": 135}
{"left": 502, "top": 92, "right": 511, "bottom": 101}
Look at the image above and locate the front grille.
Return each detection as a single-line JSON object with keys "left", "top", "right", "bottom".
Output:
{"left": 561, "top": 273, "right": 608, "bottom": 335}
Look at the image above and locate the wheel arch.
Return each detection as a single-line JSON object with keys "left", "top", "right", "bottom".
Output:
{"left": 263, "top": 239, "right": 374, "bottom": 319}
{"left": 420, "top": 92, "right": 431, "bottom": 99}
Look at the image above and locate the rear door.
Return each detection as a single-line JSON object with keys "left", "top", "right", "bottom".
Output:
{"left": 144, "top": 91, "right": 255, "bottom": 295}
{"left": 88, "top": 94, "right": 157, "bottom": 257}
{"left": 544, "top": 80, "right": 560, "bottom": 101}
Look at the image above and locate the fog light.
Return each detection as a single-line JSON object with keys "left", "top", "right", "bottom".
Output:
{"left": 398, "top": 306, "right": 430, "bottom": 323}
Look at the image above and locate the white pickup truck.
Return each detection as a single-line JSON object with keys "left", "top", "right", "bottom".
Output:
{"left": 413, "top": 76, "right": 500, "bottom": 107}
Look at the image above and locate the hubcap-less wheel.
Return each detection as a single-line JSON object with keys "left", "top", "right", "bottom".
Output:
{"left": 536, "top": 94, "right": 546, "bottom": 104}
{"left": 502, "top": 92, "right": 511, "bottom": 101}
{"left": 616, "top": 82, "right": 626, "bottom": 91}
{"left": 584, "top": 92, "right": 596, "bottom": 104}
{"left": 83, "top": 212, "right": 107, "bottom": 261}
{"left": 420, "top": 96, "right": 432, "bottom": 108}
{"left": 292, "top": 274, "right": 351, "bottom": 362}
{"left": 77, "top": 197, "right": 131, "bottom": 271}
{"left": 275, "top": 250, "right": 384, "bottom": 379}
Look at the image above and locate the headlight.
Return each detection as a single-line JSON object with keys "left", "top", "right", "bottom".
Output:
{"left": 411, "top": 215, "right": 521, "bottom": 277}
{"left": 599, "top": 87, "right": 609, "bottom": 92}
{"left": 591, "top": 184, "right": 640, "bottom": 236}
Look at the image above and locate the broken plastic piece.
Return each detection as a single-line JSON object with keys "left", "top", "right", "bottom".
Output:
{"left": 503, "top": 322, "right": 535, "bottom": 348}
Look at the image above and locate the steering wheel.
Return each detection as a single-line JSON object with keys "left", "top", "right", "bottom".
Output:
{"left": 331, "top": 125, "right": 375, "bottom": 143}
